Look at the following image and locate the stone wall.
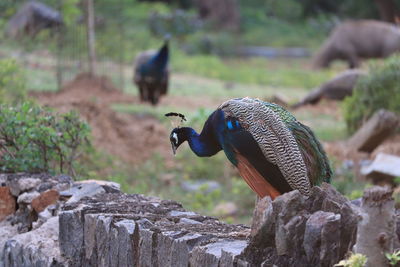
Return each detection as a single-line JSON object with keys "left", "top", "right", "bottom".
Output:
{"left": 1, "top": 173, "right": 399, "bottom": 267}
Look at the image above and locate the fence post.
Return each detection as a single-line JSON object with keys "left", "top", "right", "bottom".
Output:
{"left": 85, "top": 0, "right": 96, "bottom": 75}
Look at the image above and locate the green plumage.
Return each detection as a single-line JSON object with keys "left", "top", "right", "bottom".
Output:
{"left": 262, "top": 100, "right": 332, "bottom": 186}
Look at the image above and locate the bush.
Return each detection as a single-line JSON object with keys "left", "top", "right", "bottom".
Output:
{"left": 0, "top": 102, "right": 90, "bottom": 176}
{"left": 0, "top": 58, "right": 27, "bottom": 104}
{"left": 342, "top": 55, "right": 400, "bottom": 133}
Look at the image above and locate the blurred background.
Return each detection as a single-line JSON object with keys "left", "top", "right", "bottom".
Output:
{"left": 1, "top": 0, "right": 400, "bottom": 224}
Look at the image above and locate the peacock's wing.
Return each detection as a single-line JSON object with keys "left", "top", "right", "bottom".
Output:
{"left": 258, "top": 100, "right": 332, "bottom": 185}
{"left": 220, "top": 98, "right": 312, "bottom": 196}
{"left": 288, "top": 121, "right": 332, "bottom": 185}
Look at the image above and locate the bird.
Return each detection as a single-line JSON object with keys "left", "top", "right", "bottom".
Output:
{"left": 167, "top": 97, "right": 332, "bottom": 200}
{"left": 133, "top": 40, "right": 169, "bottom": 105}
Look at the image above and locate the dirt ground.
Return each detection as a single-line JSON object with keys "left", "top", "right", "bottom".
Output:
{"left": 31, "top": 73, "right": 173, "bottom": 166}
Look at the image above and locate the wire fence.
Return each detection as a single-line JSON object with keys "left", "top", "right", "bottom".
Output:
{"left": 2, "top": 0, "right": 128, "bottom": 91}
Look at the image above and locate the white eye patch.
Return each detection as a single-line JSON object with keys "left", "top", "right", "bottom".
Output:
{"left": 172, "top": 132, "right": 178, "bottom": 144}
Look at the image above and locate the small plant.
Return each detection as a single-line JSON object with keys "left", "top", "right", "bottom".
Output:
{"left": 386, "top": 250, "right": 400, "bottom": 266}
{"left": 342, "top": 55, "right": 400, "bottom": 133}
{"left": 0, "top": 102, "right": 90, "bottom": 176}
{"left": 335, "top": 253, "right": 367, "bottom": 267}
{"left": 0, "top": 58, "right": 26, "bottom": 104}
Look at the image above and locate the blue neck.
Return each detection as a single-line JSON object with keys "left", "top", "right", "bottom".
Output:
{"left": 181, "top": 127, "right": 221, "bottom": 157}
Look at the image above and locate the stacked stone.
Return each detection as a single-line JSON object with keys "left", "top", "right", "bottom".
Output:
{"left": 59, "top": 193, "right": 249, "bottom": 267}
{"left": 0, "top": 173, "right": 119, "bottom": 267}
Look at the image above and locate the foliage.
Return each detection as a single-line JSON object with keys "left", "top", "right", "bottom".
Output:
{"left": 148, "top": 9, "right": 201, "bottom": 38}
{"left": 0, "top": 102, "right": 90, "bottom": 176}
{"left": 342, "top": 55, "right": 400, "bottom": 134}
{"left": 386, "top": 250, "right": 400, "bottom": 266}
{"left": 61, "top": 0, "right": 81, "bottom": 27}
{"left": 265, "top": 0, "right": 303, "bottom": 21}
{"left": 0, "top": 58, "right": 26, "bottom": 104}
{"left": 334, "top": 253, "right": 367, "bottom": 267}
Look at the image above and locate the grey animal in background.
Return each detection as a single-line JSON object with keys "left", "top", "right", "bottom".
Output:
{"left": 292, "top": 69, "right": 367, "bottom": 108}
{"left": 313, "top": 20, "right": 400, "bottom": 69}
{"left": 5, "top": 1, "right": 63, "bottom": 39}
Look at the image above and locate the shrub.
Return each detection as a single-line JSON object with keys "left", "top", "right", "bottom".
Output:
{"left": 0, "top": 102, "right": 90, "bottom": 176}
{"left": 342, "top": 55, "right": 400, "bottom": 133}
{"left": 0, "top": 58, "right": 27, "bottom": 104}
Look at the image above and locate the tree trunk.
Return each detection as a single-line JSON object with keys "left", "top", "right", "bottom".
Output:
{"left": 374, "top": 0, "right": 399, "bottom": 23}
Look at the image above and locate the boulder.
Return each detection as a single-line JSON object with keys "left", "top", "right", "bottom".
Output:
{"left": 361, "top": 153, "right": 400, "bottom": 185}
{"left": 348, "top": 109, "right": 399, "bottom": 153}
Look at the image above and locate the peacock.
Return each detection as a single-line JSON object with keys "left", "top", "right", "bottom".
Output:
{"left": 166, "top": 97, "right": 332, "bottom": 199}
{"left": 133, "top": 40, "right": 169, "bottom": 105}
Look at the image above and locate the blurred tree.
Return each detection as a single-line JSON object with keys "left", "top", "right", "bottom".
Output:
{"left": 194, "top": 0, "right": 240, "bottom": 31}
{"left": 373, "top": 0, "right": 400, "bottom": 23}
{"left": 296, "top": 0, "right": 400, "bottom": 20}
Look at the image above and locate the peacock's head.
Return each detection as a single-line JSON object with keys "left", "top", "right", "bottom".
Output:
{"left": 165, "top": 112, "right": 187, "bottom": 155}
{"left": 169, "top": 128, "right": 186, "bottom": 155}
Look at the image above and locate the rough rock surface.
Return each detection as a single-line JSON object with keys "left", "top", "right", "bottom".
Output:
{"left": 59, "top": 193, "right": 249, "bottom": 267}
{"left": 240, "top": 183, "right": 361, "bottom": 266}
{"left": 2, "top": 217, "right": 65, "bottom": 266}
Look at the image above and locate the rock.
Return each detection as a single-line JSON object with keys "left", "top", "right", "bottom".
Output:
{"left": 348, "top": 109, "right": 399, "bottom": 153}
{"left": 292, "top": 69, "right": 366, "bottom": 108}
{"left": 240, "top": 184, "right": 360, "bottom": 266}
{"left": 168, "top": 210, "right": 197, "bottom": 217}
{"left": 361, "top": 153, "right": 400, "bottom": 185}
{"left": 181, "top": 180, "right": 221, "bottom": 193}
{"left": 61, "top": 182, "right": 105, "bottom": 203}
{"left": 18, "top": 178, "right": 41, "bottom": 193}
{"left": 190, "top": 240, "right": 247, "bottom": 267}
{"left": 213, "top": 202, "right": 238, "bottom": 217}
{"left": 250, "top": 196, "right": 274, "bottom": 246}
{"left": 0, "top": 174, "right": 6, "bottom": 186}
{"left": 179, "top": 218, "right": 202, "bottom": 225}
{"left": 2, "top": 216, "right": 66, "bottom": 266}
{"left": 0, "top": 219, "right": 19, "bottom": 260}
{"left": 8, "top": 176, "right": 41, "bottom": 196}
{"left": 76, "top": 179, "right": 121, "bottom": 192}
{"left": 58, "top": 193, "right": 249, "bottom": 267}
{"left": 17, "top": 191, "right": 40, "bottom": 204}
{"left": 354, "top": 186, "right": 396, "bottom": 267}
{"left": 0, "top": 187, "right": 16, "bottom": 221}
{"left": 303, "top": 211, "right": 341, "bottom": 266}
{"left": 31, "top": 189, "right": 60, "bottom": 213}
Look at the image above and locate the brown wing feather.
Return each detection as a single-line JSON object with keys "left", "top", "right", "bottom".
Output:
{"left": 235, "top": 152, "right": 281, "bottom": 200}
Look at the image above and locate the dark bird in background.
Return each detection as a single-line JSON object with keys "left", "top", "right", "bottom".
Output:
{"left": 167, "top": 97, "right": 332, "bottom": 199}
{"left": 133, "top": 40, "right": 169, "bottom": 105}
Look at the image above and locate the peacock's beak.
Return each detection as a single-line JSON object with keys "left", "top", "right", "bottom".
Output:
{"left": 171, "top": 143, "right": 177, "bottom": 155}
